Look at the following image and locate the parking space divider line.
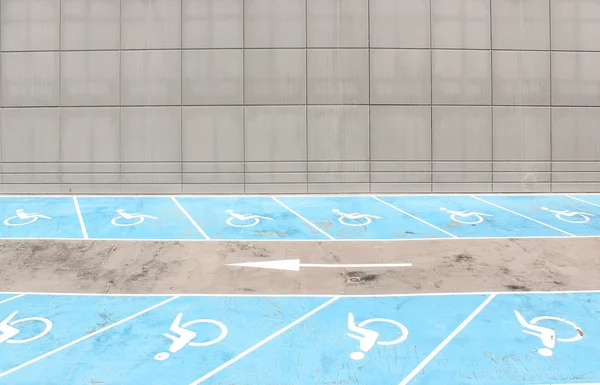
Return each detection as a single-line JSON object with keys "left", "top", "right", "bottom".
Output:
{"left": 565, "top": 194, "right": 600, "bottom": 209}
{"left": 0, "top": 296, "right": 179, "bottom": 379}
{"left": 371, "top": 196, "right": 459, "bottom": 239}
{"left": 170, "top": 197, "right": 211, "bottom": 240}
{"left": 470, "top": 195, "right": 575, "bottom": 237}
{"left": 398, "top": 293, "right": 497, "bottom": 385}
{"left": 188, "top": 296, "right": 341, "bottom": 385}
{"left": 72, "top": 197, "right": 88, "bottom": 239}
{"left": 271, "top": 196, "right": 335, "bottom": 240}
{"left": 0, "top": 293, "right": 25, "bottom": 305}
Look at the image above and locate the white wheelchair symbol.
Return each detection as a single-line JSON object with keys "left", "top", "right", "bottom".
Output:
{"left": 225, "top": 210, "right": 273, "bottom": 228}
{"left": 111, "top": 209, "right": 158, "bottom": 227}
{"left": 4, "top": 209, "right": 52, "bottom": 227}
{"left": 346, "top": 312, "right": 409, "bottom": 360}
{"left": 514, "top": 310, "right": 583, "bottom": 357}
{"left": 540, "top": 207, "right": 595, "bottom": 224}
{"left": 0, "top": 311, "right": 53, "bottom": 344}
{"left": 332, "top": 209, "right": 383, "bottom": 227}
{"left": 440, "top": 207, "right": 492, "bottom": 225}
{"left": 154, "top": 313, "right": 228, "bottom": 361}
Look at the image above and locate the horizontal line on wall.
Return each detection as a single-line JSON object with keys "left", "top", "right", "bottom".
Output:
{"left": 2, "top": 47, "right": 600, "bottom": 53}
{"left": 3, "top": 105, "right": 600, "bottom": 109}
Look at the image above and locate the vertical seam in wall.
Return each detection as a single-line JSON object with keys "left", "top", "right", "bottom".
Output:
{"left": 305, "top": 0, "right": 308, "bottom": 192}
{"left": 549, "top": 0, "right": 553, "bottom": 191}
{"left": 243, "top": 0, "right": 246, "bottom": 192}
{"left": 489, "top": 0, "right": 494, "bottom": 192}
{"left": 367, "top": 0, "right": 371, "bottom": 192}
{"left": 429, "top": 0, "right": 433, "bottom": 193}
{"left": 119, "top": 0, "right": 123, "bottom": 192}
{"left": 179, "top": 0, "right": 183, "bottom": 192}
{"left": 58, "top": 0, "right": 63, "bottom": 190}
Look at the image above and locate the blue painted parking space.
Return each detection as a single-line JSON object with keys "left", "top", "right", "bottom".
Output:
{"left": 476, "top": 194, "right": 600, "bottom": 237}
{"left": 0, "top": 197, "right": 82, "bottom": 239}
{"left": 416, "top": 292, "right": 600, "bottom": 384}
{"left": 176, "top": 196, "right": 328, "bottom": 240}
{"left": 0, "top": 291, "right": 598, "bottom": 384}
{"left": 77, "top": 197, "right": 205, "bottom": 240}
{"left": 275, "top": 195, "right": 453, "bottom": 240}
{"left": 2, "top": 194, "right": 600, "bottom": 241}
{"left": 377, "top": 195, "right": 567, "bottom": 238}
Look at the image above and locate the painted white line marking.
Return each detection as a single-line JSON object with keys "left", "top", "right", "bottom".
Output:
{"left": 1, "top": 289, "right": 599, "bottom": 298}
{"left": 72, "top": 197, "right": 89, "bottom": 239}
{"left": 371, "top": 196, "right": 459, "bottom": 239}
{"left": 398, "top": 293, "right": 497, "bottom": 385}
{"left": 470, "top": 195, "right": 575, "bottom": 237}
{"left": 188, "top": 296, "right": 341, "bottom": 384}
{"left": 0, "top": 296, "right": 179, "bottom": 379}
{"left": 271, "top": 196, "right": 335, "bottom": 240}
{"left": 227, "top": 259, "right": 412, "bottom": 271}
{"left": 0, "top": 294, "right": 25, "bottom": 305}
{"left": 170, "top": 197, "right": 211, "bottom": 240}
{"left": 566, "top": 194, "right": 600, "bottom": 209}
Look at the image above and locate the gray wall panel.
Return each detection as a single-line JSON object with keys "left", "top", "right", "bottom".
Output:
{"left": 182, "top": 0, "right": 243, "bottom": 49}
{"left": 244, "top": 49, "right": 306, "bottom": 105}
{"left": 370, "top": 0, "right": 430, "bottom": 48}
{"left": 245, "top": 0, "right": 306, "bottom": 48}
{"left": 182, "top": 50, "right": 243, "bottom": 105}
{"left": 121, "top": 0, "right": 182, "bottom": 49}
{"left": 121, "top": 50, "right": 182, "bottom": 106}
{"left": 307, "top": 49, "right": 369, "bottom": 104}
{"left": 492, "top": 51, "right": 550, "bottom": 106}
{"left": 491, "top": 0, "right": 550, "bottom": 50}
{"left": 370, "top": 50, "right": 431, "bottom": 104}
{"left": 432, "top": 50, "right": 491, "bottom": 105}
{"left": 307, "top": 0, "right": 368, "bottom": 48}
{"left": 61, "top": 0, "right": 120, "bottom": 50}
{"left": 307, "top": 106, "right": 369, "bottom": 161}
{"left": 552, "top": 52, "right": 600, "bottom": 106}
{"left": 431, "top": 0, "right": 491, "bottom": 49}
{"left": 1, "top": 0, "right": 60, "bottom": 51}
{"left": 551, "top": 0, "right": 600, "bottom": 51}
{"left": 61, "top": 51, "right": 120, "bottom": 106}
{"left": 2, "top": 52, "right": 60, "bottom": 107}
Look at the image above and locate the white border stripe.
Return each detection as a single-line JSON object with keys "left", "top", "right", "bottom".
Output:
{"left": 0, "top": 293, "right": 25, "bottom": 305}
{"left": 2, "top": 289, "right": 598, "bottom": 298}
{"left": 271, "top": 196, "right": 335, "bottom": 240}
{"left": 0, "top": 296, "right": 179, "bottom": 379}
{"left": 188, "top": 296, "right": 340, "bottom": 384}
{"left": 398, "top": 293, "right": 497, "bottom": 385}
{"left": 72, "top": 196, "right": 88, "bottom": 239}
{"left": 170, "top": 196, "right": 211, "bottom": 240}
{"left": 566, "top": 194, "right": 600, "bottom": 209}
{"left": 372, "top": 196, "right": 459, "bottom": 239}
{"left": 470, "top": 195, "right": 575, "bottom": 236}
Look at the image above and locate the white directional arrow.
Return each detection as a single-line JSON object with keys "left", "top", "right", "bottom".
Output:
{"left": 226, "top": 259, "right": 412, "bottom": 272}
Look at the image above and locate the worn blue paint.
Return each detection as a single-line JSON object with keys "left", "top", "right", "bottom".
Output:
{"left": 377, "top": 195, "right": 567, "bottom": 238}
{"left": 0, "top": 292, "right": 598, "bottom": 384}
{"left": 475, "top": 194, "right": 600, "bottom": 236}
{"left": 415, "top": 292, "right": 600, "bottom": 384}
{"left": 275, "top": 195, "right": 453, "bottom": 240}
{"left": 0, "top": 197, "right": 82, "bottom": 239}
{"left": 176, "top": 196, "right": 328, "bottom": 240}
{"left": 77, "top": 197, "right": 204, "bottom": 240}
{"left": 2, "top": 194, "right": 600, "bottom": 241}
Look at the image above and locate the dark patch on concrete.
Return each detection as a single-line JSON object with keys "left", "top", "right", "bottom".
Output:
{"left": 505, "top": 284, "right": 531, "bottom": 291}
{"left": 498, "top": 266, "right": 510, "bottom": 274}
{"left": 344, "top": 271, "right": 379, "bottom": 284}
{"left": 454, "top": 253, "right": 474, "bottom": 263}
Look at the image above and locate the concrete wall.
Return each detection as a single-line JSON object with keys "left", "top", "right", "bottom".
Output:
{"left": 0, "top": 0, "right": 599, "bottom": 194}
